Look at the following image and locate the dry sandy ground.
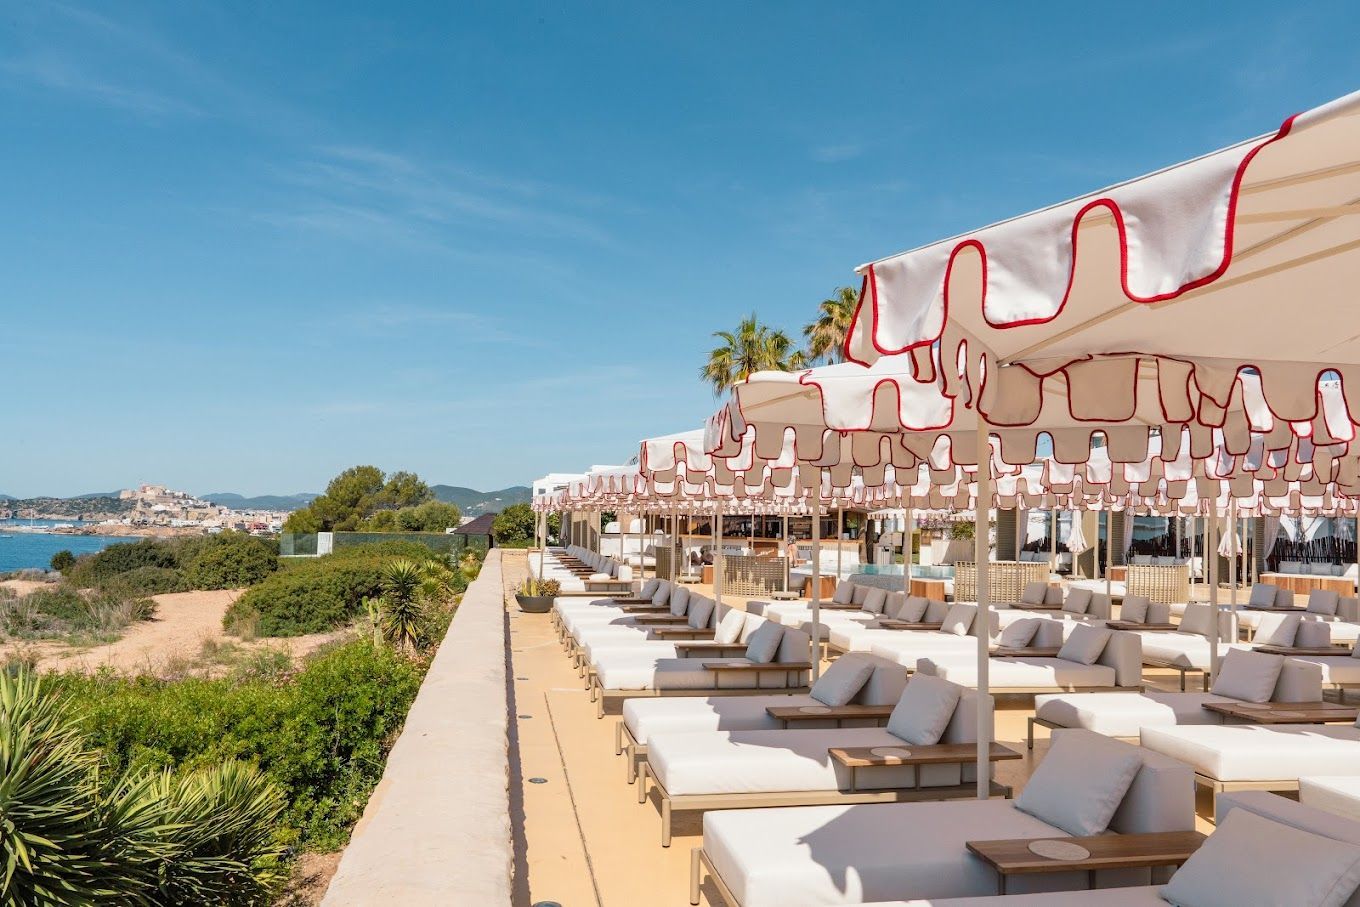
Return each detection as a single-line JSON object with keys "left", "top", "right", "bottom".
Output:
{"left": 0, "top": 581, "right": 342, "bottom": 675}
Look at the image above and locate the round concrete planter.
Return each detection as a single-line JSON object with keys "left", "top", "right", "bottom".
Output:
{"left": 515, "top": 594, "right": 554, "bottom": 613}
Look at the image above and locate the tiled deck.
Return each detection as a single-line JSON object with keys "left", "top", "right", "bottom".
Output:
{"left": 501, "top": 552, "right": 1217, "bottom": 907}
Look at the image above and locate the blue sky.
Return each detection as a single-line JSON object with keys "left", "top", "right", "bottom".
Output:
{"left": 4, "top": 1, "right": 1359, "bottom": 498}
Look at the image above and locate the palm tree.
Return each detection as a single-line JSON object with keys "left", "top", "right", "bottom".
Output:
{"left": 700, "top": 313, "right": 806, "bottom": 394}
{"left": 802, "top": 286, "right": 859, "bottom": 364}
{"left": 378, "top": 559, "right": 426, "bottom": 653}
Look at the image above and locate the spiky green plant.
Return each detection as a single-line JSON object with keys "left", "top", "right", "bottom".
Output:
{"left": 0, "top": 670, "right": 133, "bottom": 906}
{"left": 0, "top": 670, "right": 287, "bottom": 906}
{"left": 379, "top": 559, "right": 427, "bottom": 653}
{"left": 134, "top": 762, "right": 286, "bottom": 905}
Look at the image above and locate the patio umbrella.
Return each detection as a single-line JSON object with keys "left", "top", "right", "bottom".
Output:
{"left": 1065, "top": 518, "right": 1091, "bottom": 555}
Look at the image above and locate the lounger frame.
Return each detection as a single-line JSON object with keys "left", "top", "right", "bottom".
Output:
{"left": 1196, "top": 774, "right": 1300, "bottom": 815}
{"left": 1141, "top": 655, "right": 1209, "bottom": 691}
{"left": 1025, "top": 715, "right": 1140, "bottom": 750}
{"left": 640, "top": 761, "right": 1010, "bottom": 846}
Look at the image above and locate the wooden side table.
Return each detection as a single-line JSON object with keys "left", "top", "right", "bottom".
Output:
{"left": 966, "top": 830, "right": 1206, "bottom": 894}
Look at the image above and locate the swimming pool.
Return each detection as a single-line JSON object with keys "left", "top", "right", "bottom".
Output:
{"left": 855, "top": 564, "right": 954, "bottom": 579}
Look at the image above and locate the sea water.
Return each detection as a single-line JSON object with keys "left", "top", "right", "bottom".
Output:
{"left": 0, "top": 520, "right": 134, "bottom": 574}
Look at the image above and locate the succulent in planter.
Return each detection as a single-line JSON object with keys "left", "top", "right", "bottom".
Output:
{"left": 514, "top": 577, "right": 559, "bottom": 612}
{"left": 518, "top": 577, "right": 560, "bottom": 597}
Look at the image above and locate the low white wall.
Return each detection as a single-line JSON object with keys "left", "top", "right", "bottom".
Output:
{"left": 323, "top": 549, "right": 511, "bottom": 906}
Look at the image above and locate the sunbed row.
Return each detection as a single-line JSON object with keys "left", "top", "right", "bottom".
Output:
{"left": 541, "top": 567, "right": 1360, "bottom": 905}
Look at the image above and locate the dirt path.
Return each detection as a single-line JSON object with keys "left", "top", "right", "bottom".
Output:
{"left": 1, "top": 584, "right": 343, "bottom": 675}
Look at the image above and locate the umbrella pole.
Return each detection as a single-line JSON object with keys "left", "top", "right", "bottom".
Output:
{"left": 1229, "top": 504, "right": 1239, "bottom": 614}
{"left": 782, "top": 514, "right": 789, "bottom": 592}
{"left": 837, "top": 508, "right": 844, "bottom": 580}
{"left": 1208, "top": 514, "right": 1221, "bottom": 680}
{"left": 903, "top": 506, "right": 913, "bottom": 594}
{"left": 974, "top": 417, "right": 992, "bottom": 800}
{"left": 811, "top": 496, "right": 822, "bottom": 681}
{"left": 1050, "top": 510, "right": 1057, "bottom": 573}
{"left": 714, "top": 512, "right": 724, "bottom": 607}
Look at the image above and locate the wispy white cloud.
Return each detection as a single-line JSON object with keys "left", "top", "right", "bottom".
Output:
{"left": 1, "top": 51, "right": 203, "bottom": 117}
{"left": 265, "top": 145, "right": 618, "bottom": 249}
{"left": 811, "top": 143, "right": 864, "bottom": 163}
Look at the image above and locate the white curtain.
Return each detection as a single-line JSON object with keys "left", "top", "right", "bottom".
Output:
{"left": 1122, "top": 510, "right": 1135, "bottom": 559}
{"left": 1262, "top": 516, "right": 1282, "bottom": 560}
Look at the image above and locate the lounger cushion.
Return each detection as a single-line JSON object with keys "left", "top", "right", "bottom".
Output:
{"left": 1016, "top": 730, "right": 1142, "bottom": 836}
{"left": 852, "top": 584, "right": 872, "bottom": 606}
{"left": 1021, "top": 582, "right": 1048, "bottom": 605}
{"left": 1140, "top": 724, "right": 1360, "bottom": 782}
{"left": 623, "top": 694, "right": 807, "bottom": 744}
{"left": 1311, "top": 590, "right": 1343, "bottom": 616}
{"left": 670, "top": 585, "right": 692, "bottom": 617}
{"left": 833, "top": 581, "right": 855, "bottom": 605}
{"left": 887, "top": 675, "right": 961, "bottom": 745}
{"left": 651, "top": 726, "right": 958, "bottom": 796}
{"left": 896, "top": 596, "right": 930, "bottom": 622}
{"left": 1301, "top": 776, "right": 1360, "bottom": 824}
{"left": 1178, "top": 604, "right": 1215, "bottom": 637}
{"left": 639, "top": 578, "right": 659, "bottom": 599}
{"left": 744, "top": 620, "right": 784, "bottom": 663}
{"left": 940, "top": 603, "right": 974, "bottom": 636}
{"left": 1249, "top": 583, "right": 1279, "bottom": 607}
{"left": 997, "top": 618, "right": 1041, "bottom": 648}
{"left": 714, "top": 608, "right": 746, "bottom": 644}
{"left": 1063, "top": 588, "right": 1092, "bottom": 615}
{"left": 849, "top": 889, "right": 1167, "bottom": 906}
{"left": 1210, "top": 649, "right": 1284, "bottom": 703}
{"left": 811, "top": 656, "right": 876, "bottom": 707}
{"left": 599, "top": 656, "right": 798, "bottom": 692}
{"left": 1120, "top": 595, "right": 1151, "bottom": 623}
{"left": 1057, "top": 624, "right": 1111, "bottom": 665}
{"left": 1298, "top": 620, "right": 1334, "bottom": 647}
{"left": 1160, "top": 807, "right": 1360, "bottom": 907}
{"left": 686, "top": 595, "right": 715, "bottom": 630}
{"left": 1254, "top": 612, "right": 1302, "bottom": 647}
{"left": 863, "top": 587, "right": 889, "bottom": 614}
{"left": 702, "top": 800, "right": 1071, "bottom": 907}
{"left": 1035, "top": 691, "right": 1229, "bottom": 737}
{"left": 920, "top": 656, "right": 1117, "bottom": 690}
{"left": 651, "top": 580, "right": 671, "bottom": 606}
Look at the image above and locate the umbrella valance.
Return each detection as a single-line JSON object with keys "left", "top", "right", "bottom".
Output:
{"left": 842, "top": 89, "right": 1360, "bottom": 441}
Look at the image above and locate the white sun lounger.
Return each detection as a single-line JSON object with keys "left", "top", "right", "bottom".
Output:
{"left": 643, "top": 679, "right": 1001, "bottom": 846}
{"left": 1029, "top": 650, "right": 1324, "bottom": 746}
{"left": 616, "top": 653, "right": 906, "bottom": 783}
{"left": 844, "top": 792, "right": 1360, "bottom": 907}
{"left": 1285, "top": 640, "right": 1360, "bottom": 700}
{"left": 1140, "top": 714, "right": 1360, "bottom": 811}
{"left": 590, "top": 621, "right": 813, "bottom": 717}
{"left": 916, "top": 627, "right": 1143, "bottom": 693}
{"left": 690, "top": 729, "right": 1192, "bottom": 906}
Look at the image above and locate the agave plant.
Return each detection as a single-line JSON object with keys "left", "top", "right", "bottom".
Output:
{"left": 0, "top": 670, "right": 133, "bottom": 905}
{"left": 517, "top": 577, "right": 560, "bottom": 597}
{"left": 131, "top": 762, "right": 286, "bottom": 905}
{"left": 379, "top": 559, "right": 427, "bottom": 653}
{"left": 0, "top": 670, "right": 286, "bottom": 906}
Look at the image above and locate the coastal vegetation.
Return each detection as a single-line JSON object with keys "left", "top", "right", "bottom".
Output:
{"left": 63, "top": 531, "right": 279, "bottom": 597}
{"left": 281, "top": 466, "right": 459, "bottom": 533}
{"left": 0, "top": 584, "right": 157, "bottom": 646}
{"left": 224, "top": 541, "right": 475, "bottom": 638}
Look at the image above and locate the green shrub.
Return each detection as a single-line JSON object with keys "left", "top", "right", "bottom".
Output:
{"left": 225, "top": 555, "right": 388, "bottom": 637}
{"left": 65, "top": 532, "right": 278, "bottom": 596}
{"left": 99, "top": 565, "right": 187, "bottom": 597}
{"left": 49, "top": 549, "right": 77, "bottom": 573}
{"left": 54, "top": 639, "right": 424, "bottom": 850}
{"left": 182, "top": 533, "right": 278, "bottom": 589}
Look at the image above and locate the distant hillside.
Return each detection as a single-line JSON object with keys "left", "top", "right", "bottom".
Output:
{"left": 431, "top": 485, "right": 531, "bottom": 516}
{"left": 201, "top": 492, "right": 319, "bottom": 511}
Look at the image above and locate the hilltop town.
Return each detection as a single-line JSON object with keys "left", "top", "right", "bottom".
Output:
{"left": 1, "top": 484, "right": 289, "bottom": 536}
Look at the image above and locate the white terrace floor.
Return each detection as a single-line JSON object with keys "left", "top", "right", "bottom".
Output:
{"left": 499, "top": 551, "right": 1221, "bottom": 907}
